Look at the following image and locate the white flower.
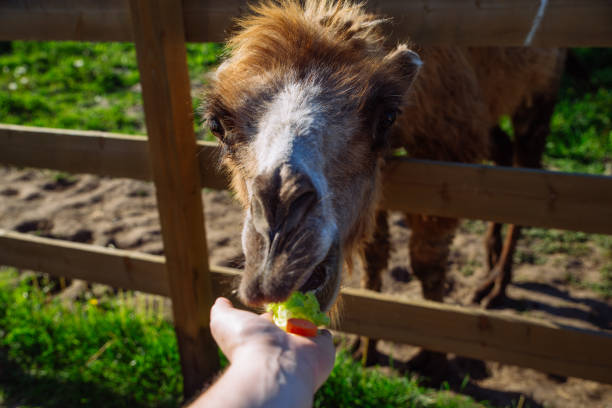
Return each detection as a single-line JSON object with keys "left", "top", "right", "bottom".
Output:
{"left": 73, "top": 59, "right": 84, "bottom": 68}
{"left": 8, "top": 82, "right": 17, "bottom": 91}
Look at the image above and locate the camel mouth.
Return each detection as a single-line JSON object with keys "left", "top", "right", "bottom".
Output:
{"left": 297, "top": 237, "right": 342, "bottom": 312}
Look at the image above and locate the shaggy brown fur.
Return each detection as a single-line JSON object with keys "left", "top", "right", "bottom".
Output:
{"left": 202, "top": 0, "right": 565, "bottom": 337}
{"left": 206, "top": 0, "right": 422, "bottom": 294}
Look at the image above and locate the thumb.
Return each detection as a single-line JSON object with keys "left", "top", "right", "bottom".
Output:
{"left": 209, "top": 297, "right": 237, "bottom": 350}
{"left": 210, "top": 297, "right": 233, "bottom": 321}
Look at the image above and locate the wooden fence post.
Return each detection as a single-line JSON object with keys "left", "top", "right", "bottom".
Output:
{"left": 128, "top": 0, "right": 219, "bottom": 399}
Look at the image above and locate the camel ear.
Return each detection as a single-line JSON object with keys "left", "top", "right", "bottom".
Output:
{"left": 384, "top": 44, "right": 422, "bottom": 92}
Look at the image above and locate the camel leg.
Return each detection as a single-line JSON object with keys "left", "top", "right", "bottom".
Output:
{"left": 408, "top": 214, "right": 457, "bottom": 302}
{"left": 485, "top": 125, "right": 514, "bottom": 270}
{"left": 407, "top": 214, "right": 458, "bottom": 379}
{"left": 354, "top": 209, "right": 390, "bottom": 366}
{"left": 480, "top": 224, "right": 522, "bottom": 308}
{"left": 480, "top": 93, "right": 557, "bottom": 308}
{"left": 485, "top": 222, "right": 503, "bottom": 271}
{"left": 473, "top": 125, "right": 513, "bottom": 303}
{"left": 472, "top": 223, "right": 503, "bottom": 304}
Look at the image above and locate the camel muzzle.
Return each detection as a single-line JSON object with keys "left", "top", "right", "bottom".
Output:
{"left": 238, "top": 164, "right": 341, "bottom": 310}
{"left": 250, "top": 164, "right": 318, "bottom": 249}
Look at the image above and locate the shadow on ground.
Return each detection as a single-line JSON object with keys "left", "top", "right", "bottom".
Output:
{"left": 507, "top": 281, "right": 612, "bottom": 330}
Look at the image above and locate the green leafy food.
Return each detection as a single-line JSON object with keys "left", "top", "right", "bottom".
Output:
{"left": 266, "top": 291, "right": 329, "bottom": 329}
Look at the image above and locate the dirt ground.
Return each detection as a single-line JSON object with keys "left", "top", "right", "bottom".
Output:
{"left": 1, "top": 166, "right": 611, "bottom": 408}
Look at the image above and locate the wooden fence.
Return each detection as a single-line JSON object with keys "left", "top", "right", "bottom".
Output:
{"left": 1, "top": 0, "right": 612, "bottom": 400}
{"left": 2, "top": 0, "right": 612, "bottom": 46}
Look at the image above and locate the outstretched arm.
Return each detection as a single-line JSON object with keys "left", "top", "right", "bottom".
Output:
{"left": 189, "top": 297, "right": 335, "bottom": 408}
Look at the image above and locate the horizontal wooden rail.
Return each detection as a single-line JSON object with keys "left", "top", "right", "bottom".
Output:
{"left": 382, "top": 159, "right": 612, "bottom": 234}
{"left": 0, "top": 229, "right": 239, "bottom": 300}
{"left": 2, "top": 124, "right": 612, "bottom": 234}
{"left": 1, "top": 0, "right": 612, "bottom": 46}
{"left": 0, "top": 229, "right": 170, "bottom": 296}
{"left": 0, "top": 124, "right": 228, "bottom": 190}
{"left": 0, "top": 126, "right": 152, "bottom": 180}
{"left": 1, "top": 228, "right": 611, "bottom": 384}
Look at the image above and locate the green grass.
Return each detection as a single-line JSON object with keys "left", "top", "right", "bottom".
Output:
{"left": 0, "top": 41, "right": 222, "bottom": 136}
{"left": 0, "top": 42, "right": 142, "bottom": 133}
{"left": 512, "top": 248, "right": 546, "bottom": 266}
{"left": 545, "top": 87, "right": 612, "bottom": 174}
{"left": 458, "top": 222, "right": 601, "bottom": 262}
{"left": 520, "top": 228, "right": 592, "bottom": 257}
{"left": 545, "top": 48, "right": 612, "bottom": 174}
{"left": 594, "top": 263, "right": 612, "bottom": 298}
{"left": 314, "top": 352, "right": 481, "bottom": 408}
{"left": 565, "top": 262, "right": 612, "bottom": 299}
{"left": 460, "top": 258, "right": 482, "bottom": 277}
{"left": 514, "top": 229, "right": 592, "bottom": 267}
{"left": 515, "top": 228, "right": 612, "bottom": 298}
{"left": 495, "top": 48, "right": 612, "bottom": 174}
{"left": 0, "top": 268, "right": 484, "bottom": 408}
{"left": 52, "top": 171, "right": 78, "bottom": 185}
{"left": 459, "top": 220, "right": 487, "bottom": 235}
{"left": 0, "top": 268, "right": 182, "bottom": 407}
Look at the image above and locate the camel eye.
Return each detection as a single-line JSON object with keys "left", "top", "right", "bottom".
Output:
{"left": 208, "top": 116, "right": 225, "bottom": 139}
{"left": 373, "top": 109, "right": 399, "bottom": 151}
{"left": 382, "top": 110, "right": 397, "bottom": 129}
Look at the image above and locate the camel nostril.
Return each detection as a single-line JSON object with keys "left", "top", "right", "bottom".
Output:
{"left": 284, "top": 188, "right": 318, "bottom": 233}
{"left": 251, "top": 166, "right": 318, "bottom": 240}
{"left": 250, "top": 195, "right": 274, "bottom": 247}
{"left": 251, "top": 169, "right": 282, "bottom": 241}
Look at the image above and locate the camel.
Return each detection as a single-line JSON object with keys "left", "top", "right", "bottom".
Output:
{"left": 202, "top": 0, "right": 565, "bottom": 368}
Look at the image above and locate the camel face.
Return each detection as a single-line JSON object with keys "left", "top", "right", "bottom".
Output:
{"left": 239, "top": 80, "right": 344, "bottom": 310}
{"left": 202, "top": 1, "right": 421, "bottom": 310}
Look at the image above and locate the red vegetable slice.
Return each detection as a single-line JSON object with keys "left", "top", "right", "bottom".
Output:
{"left": 286, "top": 318, "right": 318, "bottom": 337}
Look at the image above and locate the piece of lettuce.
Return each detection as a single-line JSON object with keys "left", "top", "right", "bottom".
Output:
{"left": 266, "top": 291, "right": 330, "bottom": 329}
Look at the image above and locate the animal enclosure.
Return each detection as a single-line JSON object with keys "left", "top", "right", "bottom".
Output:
{"left": 1, "top": 0, "right": 612, "bottom": 400}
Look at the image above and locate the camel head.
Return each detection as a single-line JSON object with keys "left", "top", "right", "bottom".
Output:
{"left": 202, "top": 1, "right": 421, "bottom": 311}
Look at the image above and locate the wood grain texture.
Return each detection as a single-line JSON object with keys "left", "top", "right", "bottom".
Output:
{"left": 381, "top": 159, "right": 612, "bottom": 234}
{"left": 0, "top": 124, "right": 228, "bottom": 189}
{"left": 0, "top": 125, "right": 152, "bottom": 181}
{"left": 1, "top": 0, "right": 611, "bottom": 46}
{"left": 336, "top": 287, "right": 612, "bottom": 384}
{"left": 128, "top": 0, "right": 218, "bottom": 397}
{"left": 2, "top": 124, "right": 612, "bottom": 234}
{"left": 1, "top": 229, "right": 610, "bottom": 384}
{"left": 0, "top": 229, "right": 169, "bottom": 296}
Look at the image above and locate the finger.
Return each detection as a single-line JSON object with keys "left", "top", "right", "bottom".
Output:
{"left": 213, "top": 297, "right": 233, "bottom": 310}
{"left": 210, "top": 297, "right": 232, "bottom": 322}
{"left": 211, "top": 299, "right": 270, "bottom": 342}
{"left": 209, "top": 298, "right": 238, "bottom": 344}
{"left": 217, "top": 296, "right": 232, "bottom": 305}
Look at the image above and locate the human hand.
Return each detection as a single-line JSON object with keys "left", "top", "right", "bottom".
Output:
{"left": 209, "top": 297, "right": 335, "bottom": 392}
